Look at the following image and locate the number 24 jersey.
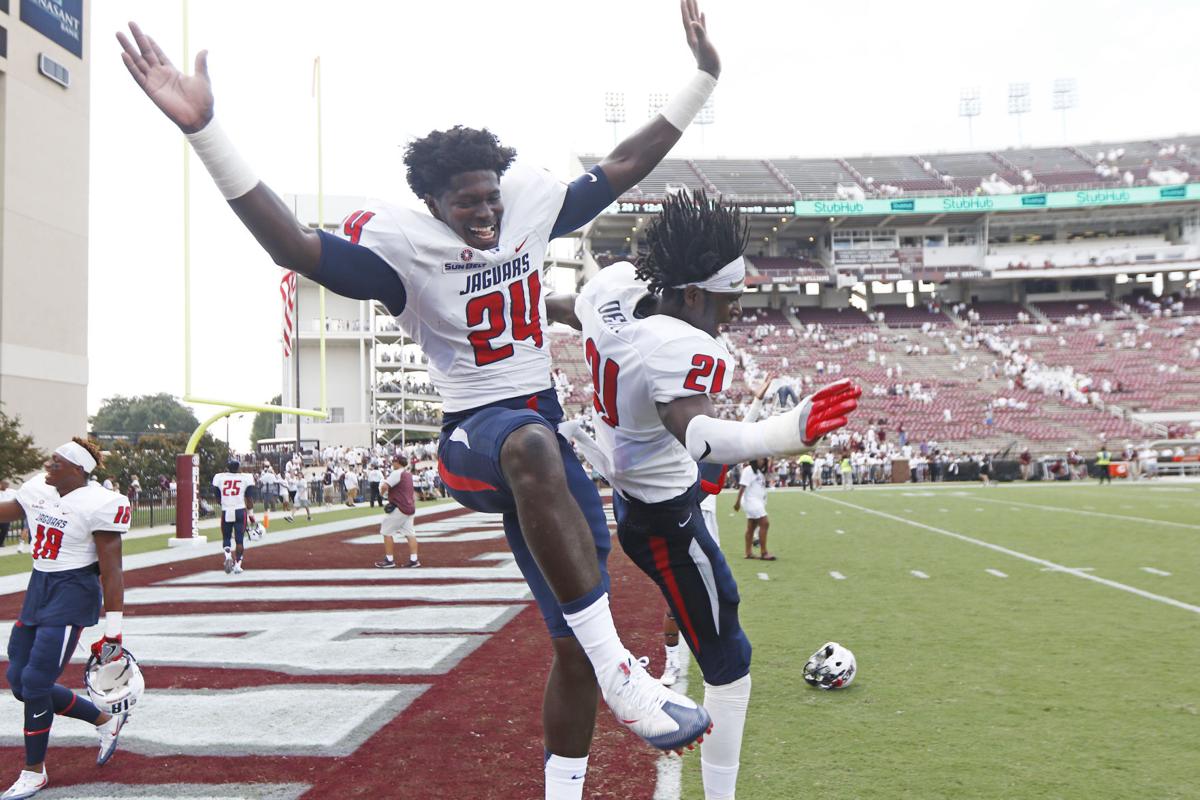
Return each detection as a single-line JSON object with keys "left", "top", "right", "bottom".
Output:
{"left": 340, "top": 164, "right": 567, "bottom": 413}
{"left": 576, "top": 263, "right": 735, "bottom": 504}
{"left": 16, "top": 475, "right": 130, "bottom": 572}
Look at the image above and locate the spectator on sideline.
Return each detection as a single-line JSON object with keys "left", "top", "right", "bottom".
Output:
{"left": 734, "top": 460, "right": 775, "bottom": 560}
{"left": 367, "top": 462, "right": 384, "bottom": 508}
{"left": 343, "top": 467, "right": 360, "bottom": 507}
{"left": 1096, "top": 446, "right": 1112, "bottom": 484}
{"left": 376, "top": 455, "right": 418, "bottom": 568}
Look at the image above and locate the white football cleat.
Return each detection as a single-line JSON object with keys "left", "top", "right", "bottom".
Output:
{"left": 659, "top": 658, "right": 681, "bottom": 687}
{"left": 223, "top": 551, "right": 234, "bottom": 574}
{"left": 96, "top": 711, "right": 127, "bottom": 766}
{"left": 0, "top": 769, "right": 47, "bottom": 799}
{"left": 599, "top": 654, "right": 711, "bottom": 752}
{"left": 232, "top": 562, "right": 244, "bottom": 575}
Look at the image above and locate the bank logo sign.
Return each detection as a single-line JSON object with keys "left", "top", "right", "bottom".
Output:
{"left": 794, "top": 183, "right": 1200, "bottom": 217}
{"left": 20, "top": 0, "right": 82, "bottom": 58}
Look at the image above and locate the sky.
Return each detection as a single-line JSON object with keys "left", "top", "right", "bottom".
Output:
{"left": 88, "top": 0, "right": 1200, "bottom": 449}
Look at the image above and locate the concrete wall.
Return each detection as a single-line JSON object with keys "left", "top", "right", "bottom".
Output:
{"left": 0, "top": 1, "right": 90, "bottom": 450}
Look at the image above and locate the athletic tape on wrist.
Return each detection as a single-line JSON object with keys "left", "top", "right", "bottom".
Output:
{"left": 185, "top": 117, "right": 259, "bottom": 200}
{"left": 104, "top": 611, "right": 123, "bottom": 638}
{"left": 660, "top": 70, "right": 718, "bottom": 132}
{"left": 685, "top": 408, "right": 807, "bottom": 464}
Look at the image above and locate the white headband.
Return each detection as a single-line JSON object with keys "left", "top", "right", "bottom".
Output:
{"left": 672, "top": 256, "right": 746, "bottom": 294}
{"left": 55, "top": 442, "right": 97, "bottom": 474}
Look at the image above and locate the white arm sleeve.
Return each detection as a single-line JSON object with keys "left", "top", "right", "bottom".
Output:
{"left": 684, "top": 409, "right": 807, "bottom": 463}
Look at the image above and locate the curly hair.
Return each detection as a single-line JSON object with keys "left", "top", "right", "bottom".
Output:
{"left": 73, "top": 436, "right": 103, "bottom": 471}
{"left": 403, "top": 126, "right": 517, "bottom": 198}
{"left": 635, "top": 190, "right": 749, "bottom": 295}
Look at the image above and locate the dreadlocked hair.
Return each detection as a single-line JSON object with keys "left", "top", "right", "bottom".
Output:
{"left": 403, "top": 126, "right": 517, "bottom": 198}
{"left": 635, "top": 190, "right": 749, "bottom": 295}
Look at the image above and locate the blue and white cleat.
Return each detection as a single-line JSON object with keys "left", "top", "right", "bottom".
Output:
{"left": 0, "top": 769, "right": 47, "bottom": 799}
{"left": 97, "top": 711, "right": 127, "bottom": 766}
{"left": 600, "top": 654, "right": 713, "bottom": 752}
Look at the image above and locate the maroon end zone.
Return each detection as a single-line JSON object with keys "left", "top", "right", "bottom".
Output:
{"left": 0, "top": 505, "right": 687, "bottom": 798}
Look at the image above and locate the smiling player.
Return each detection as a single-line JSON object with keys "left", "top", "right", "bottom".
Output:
{"left": 119, "top": 2, "right": 725, "bottom": 795}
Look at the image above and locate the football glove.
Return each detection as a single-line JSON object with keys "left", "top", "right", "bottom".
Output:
{"left": 90, "top": 634, "right": 123, "bottom": 665}
{"left": 795, "top": 379, "right": 862, "bottom": 446}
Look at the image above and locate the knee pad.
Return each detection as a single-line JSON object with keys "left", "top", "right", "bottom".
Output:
{"left": 19, "top": 665, "right": 53, "bottom": 703}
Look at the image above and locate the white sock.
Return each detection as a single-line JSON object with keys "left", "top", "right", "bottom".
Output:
{"left": 544, "top": 753, "right": 588, "bottom": 800}
{"left": 665, "top": 642, "right": 682, "bottom": 667}
{"left": 701, "top": 674, "right": 752, "bottom": 800}
{"left": 409, "top": 553, "right": 419, "bottom": 562}
{"left": 561, "top": 593, "right": 628, "bottom": 676}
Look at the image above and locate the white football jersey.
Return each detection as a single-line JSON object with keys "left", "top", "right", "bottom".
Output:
{"left": 576, "top": 264, "right": 735, "bottom": 504}
{"left": 344, "top": 164, "right": 567, "bottom": 412}
{"left": 16, "top": 474, "right": 130, "bottom": 573}
{"left": 212, "top": 472, "right": 254, "bottom": 512}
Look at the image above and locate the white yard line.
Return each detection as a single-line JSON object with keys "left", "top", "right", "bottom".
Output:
{"left": 964, "top": 496, "right": 1200, "bottom": 531}
{"left": 756, "top": 572, "right": 770, "bottom": 581}
{"left": 910, "top": 570, "right": 929, "bottom": 579}
{"left": 985, "top": 569, "right": 1008, "bottom": 578}
{"left": 813, "top": 494, "right": 1200, "bottom": 616}
{"left": 651, "top": 648, "right": 692, "bottom": 800}
{"left": 1141, "top": 567, "right": 1172, "bottom": 576}
{"left": 830, "top": 571, "right": 847, "bottom": 580}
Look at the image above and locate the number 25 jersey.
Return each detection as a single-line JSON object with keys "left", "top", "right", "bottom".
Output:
{"left": 576, "top": 263, "right": 736, "bottom": 504}
{"left": 342, "top": 165, "right": 567, "bottom": 413}
{"left": 16, "top": 475, "right": 130, "bottom": 572}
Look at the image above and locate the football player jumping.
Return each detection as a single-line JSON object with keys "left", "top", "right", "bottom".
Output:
{"left": 551, "top": 191, "right": 861, "bottom": 800}
{"left": 119, "top": 1, "right": 723, "bottom": 794}
{"left": 0, "top": 439, "right": 132, "bottom": 799}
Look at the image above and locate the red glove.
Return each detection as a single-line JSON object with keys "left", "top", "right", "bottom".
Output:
{"left": 91, "top": 634, "right": 123, "bottom": 665}
{"left": 797, "top": 380, "right": 863, "bottom": 446}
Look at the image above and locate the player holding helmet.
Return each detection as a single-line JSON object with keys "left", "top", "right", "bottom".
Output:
{"left": 119, "top": 2, "right": 725, "bottom": 794}
{"left": 0, "top": 439, "right": 134, "bottom": 799}
{"left": 553, "top": 191, "right": 861, "bottom": 799}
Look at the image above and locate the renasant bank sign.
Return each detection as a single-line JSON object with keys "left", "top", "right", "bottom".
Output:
{"left": 20, "top": 0, "right": 82, "bottom": 58}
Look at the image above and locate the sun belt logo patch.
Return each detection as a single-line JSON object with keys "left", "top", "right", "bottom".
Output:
{"left": 460, "top": 249, "right": 474, "bottom": 262}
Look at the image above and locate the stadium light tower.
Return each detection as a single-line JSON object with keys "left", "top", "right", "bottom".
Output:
{"left": 604, "top": 91, "right": 626, "bottom": 147}
{"left": 1007, "top": 82, "right": 1032, "bottom": 147}
{"left": 1052, "top": 78, "right": 1078, "bottom": 143}
{"left": 958, "top": 87, "right": 982, "bottom": 148}
{"left": 648, "top": 91, "right": 669, "bottom": 119}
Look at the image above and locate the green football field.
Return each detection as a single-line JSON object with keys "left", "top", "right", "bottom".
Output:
{"left": 682, "top": 481, "right": 1200, "bottom": 800}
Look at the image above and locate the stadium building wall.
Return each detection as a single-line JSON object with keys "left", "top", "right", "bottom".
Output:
{"left": 0, "top": 0, "right": 90, "bottom": 450}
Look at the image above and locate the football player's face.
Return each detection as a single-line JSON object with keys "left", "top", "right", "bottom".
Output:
{"left": 44, "top": 453, "right": 81, "bottom": 492}
{"left": 428, "top": 170, "right": 503, "bottom": 251}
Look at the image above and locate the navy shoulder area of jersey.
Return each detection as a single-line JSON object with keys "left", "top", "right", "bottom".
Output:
{"left": 314, "top": 230, "right": 407, "bottom": 315}
{"left": 550, "top": 166, "right": 614, "bottom": 240}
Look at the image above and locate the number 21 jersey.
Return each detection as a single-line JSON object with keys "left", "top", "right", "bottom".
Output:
{"left": 342, "top": 165, "right": 567, "bottom": 412}
{"left": 576, "top": 263, "right": 736, "bottom": 504}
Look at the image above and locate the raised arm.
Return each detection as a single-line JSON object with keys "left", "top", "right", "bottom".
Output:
{"left": 596, "top": 0, "right": 721, "bottom": 196}
{"left": 545, "top": 294, "right": 581, "bottom": 330}
{"left": 117, "top": 22, "right": 321, "bottom": 275}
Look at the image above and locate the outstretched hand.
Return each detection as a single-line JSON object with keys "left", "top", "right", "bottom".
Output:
{"left": 798, "top": 379, "right": 862, "bottom": 446}
{"left": 117, "top": 21, "right": 214, "bottom": 133}
{"left": 681, "top": 0, "right": 720, "bottom": 78}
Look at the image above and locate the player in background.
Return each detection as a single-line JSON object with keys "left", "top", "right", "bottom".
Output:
{"left": 210, "top": 459, "right": 254, "bottom": 574}
{"left": 287, "top": 469, "right": 312, "bottom": 522}
{"left": 733, "top": 459, "right": 772, "bottom": 560}
{"left": 377, "top": 454, "right": 419, "bottom": 569}
{"left": 119, "top": 2, "right": 723, "bottom": 789}
{"left": 554, "top": 191, "right": 861, "bottom": 799}
{"left": 0, "top": 439, "right": 131, "bottom": 799}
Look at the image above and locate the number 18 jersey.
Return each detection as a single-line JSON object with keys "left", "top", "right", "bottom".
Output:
{"left": 16, "top": 475, "right": 130, "bottom": 572}
{"left": 576, "top": 263, "right": 736, "bottom": 504}
{"left": 342, "top": 164, "right": 567, "bottom": 413}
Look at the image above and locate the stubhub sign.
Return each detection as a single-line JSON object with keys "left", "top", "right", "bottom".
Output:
{"left": 794, "top": 183, "right": 1200, "bottom": 217}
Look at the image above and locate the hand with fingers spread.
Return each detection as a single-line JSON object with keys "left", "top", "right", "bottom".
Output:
{"left": 681, "top": 0, "right": 720, "bottom": 78}
{"left": 116, "top": 21, "right": 213, "bottom": 133}
{"left": 794, "top": 379, "right": 862, "bottom": 447}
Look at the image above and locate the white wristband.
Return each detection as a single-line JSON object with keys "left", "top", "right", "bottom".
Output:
{"left": 684, "top": 409, "right": 806, "bottom": 464}
{"left": 660, "top": 70, "right": 718, "bottom": 132}
{"left": 185, "top": 117, "right": 259, "bottom": 200}
{"left": 104, "top": 611, "right": 123, "bottom": 638}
